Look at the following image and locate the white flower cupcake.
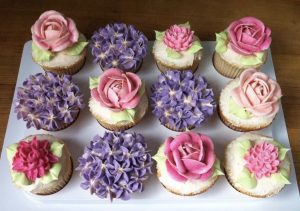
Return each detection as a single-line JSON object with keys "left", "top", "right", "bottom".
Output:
{"left": 224, "top": 133, "right": 291, "bottom": 198}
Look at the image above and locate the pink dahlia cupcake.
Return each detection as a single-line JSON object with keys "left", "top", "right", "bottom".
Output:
{"left": 31, "top": 10, "right": 88, "bottom": 75}
{"left": 89, "top": 68, "right": 148, "bottom": 131}
{"left": 153, "top": 22, "right": 203, "bottom": 73}
{"left": 6, "top": 134, "right": 73, "bottom": 195}
{"left": 224, "top": 133, "right": 291, "bottom": 198}
{"left": 219, "top": 69, "right": 282, "bottom": 132}
{"left": 153, "top": 132, "right": 223, "bottom": 196}
{"left": 213, "top": 17, "right": 272, "bottom": 78}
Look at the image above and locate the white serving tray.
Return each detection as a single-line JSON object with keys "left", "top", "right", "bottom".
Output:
{"left": 1, "top": 41, "right": 299, "bottom": 211}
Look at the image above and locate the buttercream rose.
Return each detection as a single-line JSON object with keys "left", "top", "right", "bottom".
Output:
{"left": 31, "top": 10, "right": 79, "bottom": 52}
{"left": 164, "top": 132, "right": 216, "bottom": 182}
{"left": 12, "top": 137, "right": 59, "bottom": 181}
{"left": 231, "top": 69, "right": 282, "bottom": 117}
{"left": 228, "top": 17, "right": 272, "bottom": 55}
{"left": 91, "top": 68, "right": 142, "bottom": 111}
{"left": 163, "top": 25, "right": 194, "bottom": 51}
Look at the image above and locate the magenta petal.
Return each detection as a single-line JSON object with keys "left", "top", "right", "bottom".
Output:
{"left": 119, "top": 72, "right": 141, "bottom": 103}
{"left": 164, "top": 137, "right": 174, "bottom": 155}
{"left": 199, "top": 168, "right": 213, "bottom": 181}
{"left": 166, "top": 160, "right": 187, "bottom": 182}
{"left": 120, "top": 95, "right": 141, "bottom": 109}
{"left": 181, "top": 158, "right": 206, "bottom": 174}
{"left": 172, "top": 150, "right": 186, "bottom": 173}
{"left": 170, "top": 132, "right": 192, "bottom": 151}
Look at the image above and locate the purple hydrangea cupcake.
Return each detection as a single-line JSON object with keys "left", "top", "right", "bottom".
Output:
{"left": 150, "top": 70, "right": 216, "bottom": 132}
{"left": 77, "top": 131, "right": 152, "bottom": 201}
{"left": 14, "top": 72, "right": 84, "bottom": 131}
{"left": 90, "top": 23, "right": 148, "bottom": 73}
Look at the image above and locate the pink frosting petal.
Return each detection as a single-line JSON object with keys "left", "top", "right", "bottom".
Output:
{"left": 181, "top": 158, "right": 206, "bottom": 174}
{"left": 67, "top": 17, "right": 79, "bottom": 42}
{"left": 164, "top": 137, "right": 174, "bottom": 155}
{"left": 170, "top": 133, "right": 193, "bottom": 151}
{"left": 199, "top": 168, "right": 214, "bottom": 181}
{"left": 39, "top": 10, "right": 63, "bottom": 20}
{"left": 120, "top": 95, "right": 141, "bottom": 109}
{"left": 98, "top": 68, "right": 123, "bottom": 93}
{"left": 172, "top": 150, "right": 187, "bottom": 173}
{"left": 119, "top": 72, "right": 141, "bottom": 103}
{"left": 166, "top": 160, "right": 187, "bottom": 182}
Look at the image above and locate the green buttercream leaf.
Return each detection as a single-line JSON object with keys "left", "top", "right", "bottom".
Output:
{"left": 271, "top": 168, "right": 291, "bottom": 185}
{"left": 32, "top": 42, "right": 54, "bottom": 62}
{"left": 237, "top": 167, "right": 257, "bottom": 189}
{"left": 41, "top": 163, "right": 62, "bottom": 185}
{"left": 178, "top": 21, "right": 190, "bottom": 28}
{"left": 111, "top": 109, "right": 136, "bottom": 123}
{"left": 212, "top": 159, "right": 224, "bottom": 177}
{"left": 152, "top": 145, "right": 166, "bottom": 165}
{"left": 11, "top": 171, "right": 30, "bottom": 186}
{"left": 155, "top": 31, "right": 164, "bottom": 41}
{"left": 89, "top": 77, "right": 99, "bottom": 89}
{"left": 65, "top": 34, "right": 88, "bottom": 56}
{"left": 138, "top": 81, "right": 145, "bottom": 96}
{"left": 228, "top": 97, "right": 251, "bottom": 119}
{"left": 279, "top": 148, "right": 289, "bottom": 161}
{"left": 166, "top": 48, "right": 182, "bottom": 59}
{"left": 6, "top": 143, "right": 18, "bottom": 163}
{"left": 269, "top": 140, "right": 284, "bottom": 148}
{"left": 50, "top": 141, "right": 64, "bottom": 158}
{"left": 186, "top": 40, "right": 203, "bottom": 54}
{"left": 215, "top": 31, "right": 228, "bottom": 54}
{"left": 237, "top": 139, "right": 252, "bottom": 158}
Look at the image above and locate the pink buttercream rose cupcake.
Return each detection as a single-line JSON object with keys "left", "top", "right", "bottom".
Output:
{"left": 153, "top": 132, "right": 223, "bottom": 195}
{"left": 153, "top": 22, "right": 203, "bottom": 73}
{"left": 224, "top": 133, "right": 291, "bottom": 198}
{"left": 89, "top": 68, "right": 148, "bottom": 131}
{"left": 213, "top": 17, "right": 272, "bottom": 78}
{"left": 31, "top": 10, "right": 88, "bottom": 75}
{"left": 219, "top": 68, "right": 282, "bottom": 131}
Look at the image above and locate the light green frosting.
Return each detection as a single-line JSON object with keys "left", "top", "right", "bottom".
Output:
{"left": 32, "top": 33, "right": 88, "bottom": 62}
{"left": 228, "top": 97, "right": 251, "bottom": 119}
{"left": 64, "top": 34, "right": 88, "bottom": 56}
{"left": 166, "top": 47, "right": 182, "bottom": 59}
{"left": 155, "top": 31, "right": 164, "bottom": 41}
{"left": 32, "top": 42, "right": 54, "bottom": 62}
{"left": 6, "top": 140, "right": 64, "bottom": 186}
{"left": 236, "top": 139, "right": 291, "bottom": 189}
{"left": 212, "top": 159, "right": 224, "bottom": 177}
{"left": 215, "top": 31, "right": 265, "bottom": 66}
{"left": 89, "top": 77, "right": 99, "bottom": 89}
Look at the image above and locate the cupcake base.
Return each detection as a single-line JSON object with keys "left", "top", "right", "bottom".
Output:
{"left": 212, "top": 52, "right": 265, "bottom": 79}
{"left": 155, "top": 58, "right": 199, "bottom": 73}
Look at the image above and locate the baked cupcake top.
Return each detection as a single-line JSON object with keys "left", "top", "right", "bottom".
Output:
{"left": 90, "top": 23, "right": 148, "bottom": 72}
{"left": 89, "top": 68, "right": 146, "bottom": 124}
{"left": 228, "top": 68, "right": 282, "bottom": 119}
{"left": 6, "top": 135, "right": 65, "bottom": 192}
{"left": 76, "top": 131, "right": 152, "bottom": 201}
{"left": 150, "top": 70, "right": 216, "bottom": 131}
{"left": 31, "top": 10, "right": 88, "bottom": 63}
{"left": 153, "top": 132, "right": 223, "bottom": 182}
{"left": 215, "top": 17, "right": 272, "bottom": 67}
{"left": 225, "top": 133, "right": 290, "bottom": 196}
{"left": 153, "top": 22, "right": 203, "bottom": 67}
{"left": 14, "top": 72, "right": 85, "bottom": 131}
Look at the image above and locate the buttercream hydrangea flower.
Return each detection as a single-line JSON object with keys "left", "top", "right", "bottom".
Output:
{"left": 90, "top": 23, "right": 148, "bottom": 72}
{"left": 14, "top": 73, "right": 84, "bottom": 131}
{"left": 77, "top": 131, "right": 152, "bottom": 201}
{"left": 150, "top": 70, "right": 216, "bottom": 131}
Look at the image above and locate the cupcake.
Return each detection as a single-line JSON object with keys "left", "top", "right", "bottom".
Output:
{"left": 218, "top": 69, "right": 282, "bottom": 132}
{"left": 77, "top": 131, "right": 152, "bottom": 201}
{"left": 150, "top": 70, "right": 216, "bottom": 132}
{"left": 90, "top": 23, "right": 148, "bottom": 73}
{"left": 153, "top": 132, "right": 223, "bottom": 196}
{"left": 6, "top": 134, "right": 73, "bottom": 195}
{"left": 213, "top": 17, "right": 272, "bottom": 78}
{"left": 153, "top": 22, "right": 203, "bottom": 73}
{"left": 224, "top": 133, "right": 291, "bottom": 198}
{"left": 89, "top": 68, "right": 148, "bottom": 131}
{"left": 31, "top": 10, "right": 88, "bottom": 75}
{"left": 14, "top": 72, "right": 85, "bottom": 131}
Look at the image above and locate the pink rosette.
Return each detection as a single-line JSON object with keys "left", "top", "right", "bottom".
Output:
{"left": 12, "top": 137, "right": 59, "bottom": 181}
{"left": 164, "top": 132, "right": 216, "bottom": 182}
{"left": 244, "top": 142, "right": 280, "bottom": 179}
{"left": 163, "top": 25, "right": 194, "bottom": 51}
{"left": 228, "top": 17, "right": 272, "bottom": 55}
{"left": 31, "top": 10, "right": 79, "bottom": 52}
{"left": 231, "top": 69, "right": 282, "bottom": 117}
{"left": 91, "top": 68, "right": 142, "bottom": 111}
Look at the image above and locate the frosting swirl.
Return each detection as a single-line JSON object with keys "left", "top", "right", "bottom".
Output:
{"left": 31, "top": 10, "right": 79, "bottom": 52}
{"left": 164, "top": 132, "right": 216, "bottom": 182}
{"left": 91, "top": 68, "right": 142, "bottom": 111}
{"left": 228, "top": 17, "right": 272, "bottom": 55}
{"left": 231, "top": 69, "right": 282, "bottom": 117}
{"left": 12, "top": 136, "right": 59, "bottom": 182}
